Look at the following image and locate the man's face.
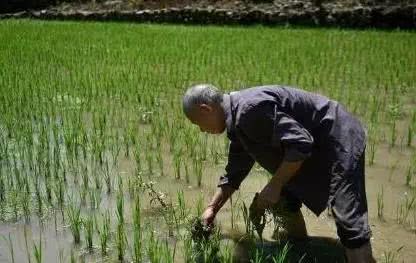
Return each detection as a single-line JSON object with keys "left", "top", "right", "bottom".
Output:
{"left": 188, "top": 104, "right": 226, "bottom": 134}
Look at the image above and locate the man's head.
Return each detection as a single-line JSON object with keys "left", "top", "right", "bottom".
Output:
{"left": 182, "top": 84, "right": 226, "bottom": 134}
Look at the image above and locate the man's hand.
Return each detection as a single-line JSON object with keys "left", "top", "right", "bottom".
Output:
{"left": 201, "top": 206, "right": 216, "bottom": 226}
{"left": 201, "top": 185, "right": 235, "bottom": 227}
{"left": 254, "top": 160, "right": 303, "bottom": 211}
{"left": 345, "top": 242, "right": 377, "bottom": 263}
{"left": 249, "top": 193, "right": 266, "bottom": 238}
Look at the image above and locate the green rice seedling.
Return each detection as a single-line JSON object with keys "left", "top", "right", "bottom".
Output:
{"left": 193, "top": 157, "right": 203, "bottom": 187}
{"left": 129, "top": 125, "right": 137, "bottom": 148}
{"left": 405, "top": 165, "right": 413, "bottom": 187}
{"left": 201, "top": 230, "right": 222, "bottom": 263}
{"left": 162, "top": 240, "right": 175, "bottom": 263}
{"left": 272, "top": 242, "right": 291, "bottom": 263}
{"left": 368, "top": 133, "right": 377, "bottom": 166}
{"left": 219, "top": 242, "right": 233, "bottom": 263}
{"left": 396, "top": 193, "right": 416, "bottom": 225}
{"left": 123, "top": 133, "right": 130, "bottom": 158}
{"left": 0, "top": 198, "right": 4, "bottom": 221}
{"left": 116, "top": 187, "right": 124, "bottom": 224}
{"left": 147, "top": 230, "right": 159, "bottom": 262}
{"left": 406, "top": 153, "right": 415, "bottom": 187}
{"left": 54, "top": 178, "right": 65, "bottom": 211}
{"left": 168, "top": 129, "right": 178, "bottom": 154}
{"left": 79, "top": 187, "right": 87, "bottom": 207}
{"left": 22, "top": 192, "right": 31, "bottom": 223}
{"left": 93, "top": 168, "right": 102, "bottom": 191}
{"left": 250, "top": 247, "right": 266, "bottom": 263}
{"left": 407, "top": 110, "right": 415, "bottom": 147}
{"left": 210, "top": 140, "right": 220, "bottom": 165}
{"left": 23, "top": 173, "right": 31, "bottom": 197}
{"left": 196, "top": 194, "right": 204, "bottom": 217}
{"left": 377, "top": 186, "right": 385, "bottom": 220}
{"left": 177, "top": 190, "right": 188, "bottom": 221}
{"left": 112, "top": 136, "right": 121, "bottom": 167}
{"left": 230, "top": 196, "right": 235, "bottom": 230}
{"left": 0, "top": 172, "right": 5, "bottom": 202}
{"left": 89, "top": 189, "right": 101, "bottom": 210}
{"left": 241, "top": 202, "right": 254, "bottom": 235}
{"left": 184, "top": 161, "right": 190, "bottom": 184}
{"left": 82, "top": 165, "right": 89, "bottom": 190}
{"left": 189, "top": 216, "right": 223, "bottom": 262}
{"left": 369, "top": 95, "right": 379, "bottom": 124}
{"left": 388, "top": 103, "right": 400, "bottom": 148}
{"left": 174, "top": 150, "right": 182, "bottom": 180}
{"left": 147, "top": 231, "right": 175, "bottom": 263}
{"left": 382, "top": 246, "right": 404, "bottom": 263}
{"left": 10, "top": 189, "right": 19, "bottom": 221}
{"left": 70, "top": 249, "right": 76, "bottom": 263}
{"left": 67, "top": 203, "right": 82, "bottom": 244}
{"left": 128, "top": 177, "right": 136, "bottom": 199}
{"left": 167, "top": 203, "right": 179, "bottom": 237}
{"left": 230, "top": 192, "right": 242, "bottom": 230}
{"left": 71, "top": 165, "right": 79, "bottom": 187}
{"left": 116, "top": 221, "right": 127, "bottom": 261}
{"left": 146, "top": 150, "right": 153, "bottom": 176}
{"left": 132, "top": 195, "right": 142, "bottom": 263}
{"left": 183, "top": 234, "right": 193, "bottom": 263}
{"left": 45, "top": 176, "right": 53, "bottom": 206}
{"left": 24, "top": 226, "right": 31, "bottom": 263}
{"left": 84, "top": 213, "right": 94, "bottom": 252}
{"left": 33, "top": 232, "right": 42, "bottom": 263}
{"left": 407, "top": 123, "right": 413, "bottom": 147}
{"left": 54, "top": 210, "right": 59, "bottom": 235}
{"left": 156, "top": 149, "right": 164, "bottom": 177}
{"left": 116, "top": 190, "right": 127, "bottom": 260}
{"left": 103, "top": 160, "right": 111, "bottom": 194}
{"left": 97, "top": 211, "right": 110, "bottom": 256}
{"left": 201, "top": 136, "right": 208, "bottom": 161}
{"left": 133, "top": 143, "right": 142, "bottom": 173}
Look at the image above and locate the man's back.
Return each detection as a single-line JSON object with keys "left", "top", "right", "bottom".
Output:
{"left": 232, "top": 85, "right": 364, "bottom": 146}
{"left": 224, "top": 85, "right": 367, "bottom": 214}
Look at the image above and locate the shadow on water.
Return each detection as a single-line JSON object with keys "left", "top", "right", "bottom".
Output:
{"left": 227, "top": 233, "right": 346, "bottom": 263}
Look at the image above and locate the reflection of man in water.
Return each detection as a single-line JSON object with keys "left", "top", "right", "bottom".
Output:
{"left": 182, "top": 84, "right": 376, "bottom": 263}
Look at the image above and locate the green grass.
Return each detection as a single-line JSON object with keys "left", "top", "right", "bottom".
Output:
{"left": 0, "top": 19, "right": 415, "bottom": 262}
{"left": 97, "top": 211, "right": 110, "bottom": 256}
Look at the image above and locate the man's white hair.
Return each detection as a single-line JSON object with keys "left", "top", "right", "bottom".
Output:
{"left": 182, "top": 84, "right": 223, "bottom": 117}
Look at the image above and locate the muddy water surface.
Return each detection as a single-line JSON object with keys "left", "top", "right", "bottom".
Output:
{"left": 0, "top": 135, "right": 415, "bottom": 263}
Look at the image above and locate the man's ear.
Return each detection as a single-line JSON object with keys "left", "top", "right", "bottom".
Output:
{"left": 199, "top": 104, "right": 213, "bottom": 113}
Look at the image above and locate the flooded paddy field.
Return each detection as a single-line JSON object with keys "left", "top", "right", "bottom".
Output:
{"left": 0, "top": 20, "right": 415, "bottom": 262}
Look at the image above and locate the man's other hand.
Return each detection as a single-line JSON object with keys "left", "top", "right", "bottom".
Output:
{"left": 345, "top": 242, "right": 377, "bottom": 263}
{"left": 201, "top": 206, "right": 216, "bottom": 226}
{"left": 257, "top": 183, "right": 282, "bottom": 210}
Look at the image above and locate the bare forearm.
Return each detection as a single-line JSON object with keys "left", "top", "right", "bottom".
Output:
{"left": 207, "top": 185, "right": 235, "bottom": 213}
{"left": 268, "top": 160, "right": 303, "bottom": 190}
{"left": 256, "top": 160, "right": 304, "bottom": 208}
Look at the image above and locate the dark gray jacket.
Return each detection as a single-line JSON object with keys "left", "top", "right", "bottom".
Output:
{"left": 218, "top": 85, "right": 366, "bottom": 215}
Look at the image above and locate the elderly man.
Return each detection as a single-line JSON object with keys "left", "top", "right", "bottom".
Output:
{"left": 182, "top": 84, "right": 376, "bottom": 263}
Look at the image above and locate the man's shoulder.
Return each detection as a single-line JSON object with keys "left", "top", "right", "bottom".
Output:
{"left": 230, "top": 87, "right": 281, "bottom": 130}
{"left": 231, "top": 85, "right": 283, "bottom": 112}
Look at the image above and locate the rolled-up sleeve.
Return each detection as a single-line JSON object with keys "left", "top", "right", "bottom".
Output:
{"left": 238, "top": 101, "right": 314, "bottom": 162}
{"left": 273, "top": 110, "right": 314, "bottom": 161}
{"left": 218, "top": 137, "right": 255, "bottom": 189}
